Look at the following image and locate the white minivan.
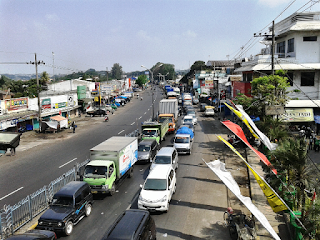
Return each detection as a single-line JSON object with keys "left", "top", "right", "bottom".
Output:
{"left": 138, "top": 165, "right": 176, "bottom": 212}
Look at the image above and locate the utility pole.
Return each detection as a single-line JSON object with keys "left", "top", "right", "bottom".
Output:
{"left": 30, "top": 53, "right": 45, "bottom": 132}
{"left": 271, "top": 20, "right": 275, "bottom": 75}
{"left": 254, "top": 21, "right": 275, "bottom": 75}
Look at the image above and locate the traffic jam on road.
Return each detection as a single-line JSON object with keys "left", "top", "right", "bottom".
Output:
{"left": 6, "top": 84, "right": 202, "bottom": 240}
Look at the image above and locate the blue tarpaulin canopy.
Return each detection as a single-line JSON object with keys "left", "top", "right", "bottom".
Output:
{"left": 176, "top": 127, "right": 194, "bottom": 140}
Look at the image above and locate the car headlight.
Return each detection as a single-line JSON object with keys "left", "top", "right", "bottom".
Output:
{"left": 139, "top": 195, "right": 146, "bottom": 202}
{"left": 57, "top": 222, "right": 63, "bottom": 227}
{"left": 38, "top": 221, "right": 43, "bottom": 225}
{"left": 102, "top": 185, "right": 109, "bottom": 190}
{"left": 160, "top": 195, "right": 167, "bottom": 202}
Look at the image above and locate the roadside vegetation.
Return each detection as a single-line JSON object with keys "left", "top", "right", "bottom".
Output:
{"left": 234, "top": 70, "right": 320, "bottom": 239}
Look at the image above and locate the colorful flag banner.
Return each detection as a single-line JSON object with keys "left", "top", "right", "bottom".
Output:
{"left": 224, "top": 103, "right": 259, "bottom": 139}
{"left": 217, "top": 135, "right": 288, "bottom": 213}
{"left": 236, "top": 105, "right": 277, "bottom": 151}
{"left": 221, "top": 120, "right": 277, "bottom": 175}
{"left": 204, "top": 159, "right": 281, "bottom": 240}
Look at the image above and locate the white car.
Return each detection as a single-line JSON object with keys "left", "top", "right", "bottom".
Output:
{"left": 182, "top": 115, "right": 194, "bottom": 125}
{"left": 138, "top": 165, "right": 176, "bottom": 212}
{"left": 204, "top": 108, "right": 215, "bottom": 117}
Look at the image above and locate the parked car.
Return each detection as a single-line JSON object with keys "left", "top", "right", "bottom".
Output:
{"left": 151, "top": 147, "right": 178, "bottom": 170}
{"left": 204, "top": 108, "right": 215, "bottom": 117}
{"left": 102, "top": 209, "right": 156, "bottom": 240}
{"left": 36, "top": 181, "right": 93, "bottom": 236}
{"left": 87, "top": 109, "right": 106, "bottom": 117}
{"left": 6, "top": 230, "right": 57, "bottom": 240}
{"left": 138, "top": 165, "right": 176, "bottom": 212}
{"left": 138, "top": 139, "right": 159, "bottom": 163}
{"left": 104, "top": 105, "right": 115, "bottom": 114}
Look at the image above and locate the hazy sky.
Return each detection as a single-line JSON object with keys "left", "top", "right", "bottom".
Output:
{"left": 1, "top": 0, "right": 319, "bottom": 75}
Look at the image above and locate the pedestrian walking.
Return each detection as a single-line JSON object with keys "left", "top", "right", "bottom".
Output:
{"left": 10, "top": 147, "right": 16, "bottom": 156}
{"left": 315, "top": 136, "right": 320, "bottom": 152}
{"left": 71, "top": 121, "right": 76, "bottom": 133}
{"left": 309, "top": 136, "right": 313, "bottom": 150}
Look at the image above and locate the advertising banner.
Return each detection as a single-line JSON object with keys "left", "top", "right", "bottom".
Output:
{"left": 41, "top": 98, "right": 51, "bottom": 111}
{"left": 53, "top": 102, "right": 67, "bottom": 109}
{"left": 5, "top": 97, "right": 28, "bottom": 111}
{"left": 280, "top": 108, "right": 314, "bottom": 122}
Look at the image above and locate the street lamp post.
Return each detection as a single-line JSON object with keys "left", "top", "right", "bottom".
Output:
{"left": 141, "top": 64, "right": 163, "bottom": 120}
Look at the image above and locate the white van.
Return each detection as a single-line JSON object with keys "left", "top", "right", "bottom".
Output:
{"left": 151, "top": 147, "right": 178, "bottom": 170}
{"left": 174, "top": 133, "right": 192, "bottom": 155}
{"left": 138, "top": 165, "right": 176, "bottom": 212}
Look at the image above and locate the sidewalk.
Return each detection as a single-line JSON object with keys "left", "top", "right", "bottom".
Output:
{"left": 247, "top": 150, "right": 291, "bottom": 240}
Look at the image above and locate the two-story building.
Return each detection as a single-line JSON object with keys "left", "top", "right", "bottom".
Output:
{"left": 234, "top": 11, "right": 320, "bottom": 130}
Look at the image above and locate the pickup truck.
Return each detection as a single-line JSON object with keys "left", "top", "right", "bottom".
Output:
{"left": 81, "top": 136, "right": 138, "bottom": 195}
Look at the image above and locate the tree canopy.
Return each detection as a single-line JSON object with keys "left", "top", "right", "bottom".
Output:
{"left": 111, "top": 63, "right": 123, "bottom": 80}
{"left": 136, "top": 75, "right": 148, "bottom": 87}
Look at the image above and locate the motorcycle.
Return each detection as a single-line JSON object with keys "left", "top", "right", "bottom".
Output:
{"left": 224, "top": 207, "right": 256, "bottom": 240}
{"left": 104, "top": 115, "right": 109, "bottom": 122}
{"left": 140, "top": 97, "right": 143, "bottom": 101}
{"left": 227, "top": 135, "right": 242, "bottom": 147}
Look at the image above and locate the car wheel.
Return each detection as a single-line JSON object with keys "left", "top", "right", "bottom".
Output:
{"left": 64, "top": 221, "right": 73, "bottom": 236}
{"left": 85, "top": 203, "right": 92, "bottom": 217}
{"left": 188, "top": 149, "right": 191, "bottom": 155}
{"left": 109, "top": 183, "right": 116, "bottom": 196}
{"left": 165, "top": 202, "right": 170, "bottom": 213}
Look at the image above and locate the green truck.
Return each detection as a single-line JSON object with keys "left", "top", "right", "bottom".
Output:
{"left": 81, "top": 136, "right": 138, "bottom": 195}
{"left": 141, "top": 120, "right": 169, "bottom": 144}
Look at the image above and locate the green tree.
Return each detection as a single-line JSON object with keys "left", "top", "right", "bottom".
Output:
{"left": 136, "top": 75, "right": 147, "bottom": 87}
{"left": 111, "top": 63, "right": 123, "bottom": 80}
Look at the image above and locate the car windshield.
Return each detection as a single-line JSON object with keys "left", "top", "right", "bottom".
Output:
{"left": 142, "top": 130, "right": 158, "bottom": 137}
{"left": 184, "top": 119, "right": 192, "bottom": 123}
{"left": 175, "top": 137, "right": 189, "bottom": 143}
{"left": 144, "top": 179, "right": 167, "bottom": 191}
{"left": 84, "top": 166, "right": 106, "bottom": 177}
{"left": 155, "top": 155, "right": 171, "bottom": 164}
{"left": 138, "top": 145, "right": 151, "bottom": 152}
{"left": 207, "top": 109, "right": 214, "bottom": 112}
{"left": 52, "top": 196, "right": 73, "bottom": 206}
{"left": 187, "top": 111, "right": 195, "bottom": 115}
{"left": 159, "top": 117, "right": 172, "bottom": 123}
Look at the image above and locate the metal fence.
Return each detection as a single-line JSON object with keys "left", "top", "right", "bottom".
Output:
{"left": 0, "top": 159, "right": 89, "bottom": 240}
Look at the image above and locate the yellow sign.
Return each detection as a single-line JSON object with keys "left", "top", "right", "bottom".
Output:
{"left": 217, "top": 135, "right": 288, "bottom": 213}
{"left": 280, "top": 108, "right": 314, "bottom": 122}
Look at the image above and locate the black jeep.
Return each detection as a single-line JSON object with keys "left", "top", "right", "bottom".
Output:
{"left": 36, "top": 181, "right": 93, "bottom": 236}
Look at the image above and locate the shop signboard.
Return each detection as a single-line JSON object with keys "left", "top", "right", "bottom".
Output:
{"left": 41, "top": 98, "right": 51, "bottom": 111}
{"left": 280, "top": 108, "right": 314, "bottom": 122}
{"left": 265, "top": 105, "right": 285, "bottom": 115}
{"left": 53, "top": 102, "right": 67, "bottom": 109}
{"left": 5, "top": 97, "right": 28, "bottom": 111}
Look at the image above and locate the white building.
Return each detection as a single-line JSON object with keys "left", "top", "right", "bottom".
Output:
{"left": 235, "top": 11, "right": 320, "bottom": 100}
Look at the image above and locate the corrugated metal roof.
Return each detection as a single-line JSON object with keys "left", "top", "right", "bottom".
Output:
{"left": 235, "top": 63, "right": 320, "bottom": 72}
{"left": 0, "top": 110, "right": 38, "bottom": 122}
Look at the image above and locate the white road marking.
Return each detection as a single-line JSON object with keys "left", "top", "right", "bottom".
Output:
{"left": 138, "top": 116, "right": 142, "bottom": 119}
{"left": 147, "top": 109, "right": 150, "bottom": 111}
{"left": 118, "top": 130, "right": 125, "bottom": 135}
{"left": 144, "top": 112, "right": 147, "bottom": 115}
{"left": 59, "top": 158, "right": 77, "bottom": 168}
{"left": 0, "top": 187, "right": 24, "bottom": 201}
{"left": 131, "top": 122, "right": 135, "bottom": 125}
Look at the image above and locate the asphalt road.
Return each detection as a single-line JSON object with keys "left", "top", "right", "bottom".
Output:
{"left": 1, "top": 86, "right": 252, "bottom": 239}
{"left": 0, "top": 87, "right": 162, "bottom": 207}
